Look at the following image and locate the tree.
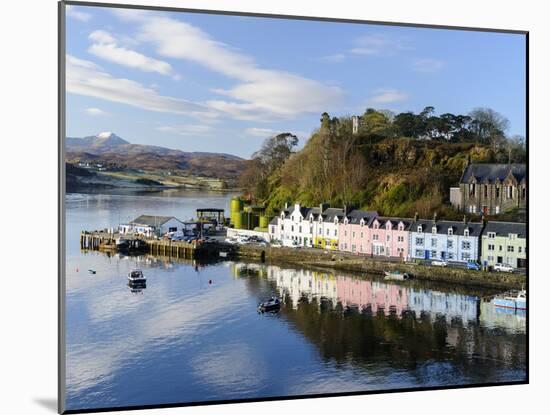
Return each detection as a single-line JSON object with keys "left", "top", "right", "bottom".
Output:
{"left": 252, "top": 132, "right": 299, "bottom": 172}
{"left": 468, "top": 107, "right": 510, "bottom": 146}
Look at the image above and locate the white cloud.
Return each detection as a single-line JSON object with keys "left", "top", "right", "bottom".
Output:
{"left": 368, "top": 88, "right": 409, "bottom": 105}
{"left": 127, "top": 15, "right": 344, "bottom": 121}
{"left": 66, "top": 5, "right": 92, "bottom": 22}
{"left": 88, "top": 30, "right": 179, "bottom": 79}
{"left": 66, "top": 55, "right": 213, "bottom": 117}
{"left": 412, "top": 58, "right": 445, "bottom": 73}
{"left": 85, "top": 107, "right": 109, "bottom": 116}
{"left": 156, "top": 125, "right": 212, "bottom": 136}
{"left": 244, "top": 127, "right": 278, "bottom": 137}
{"left": 350, "top": 33, "right": 410, "bottom": 56}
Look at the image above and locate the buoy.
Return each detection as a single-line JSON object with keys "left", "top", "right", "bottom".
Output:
{"left": 208, "top": 279, "right": 212, "bottom": 285}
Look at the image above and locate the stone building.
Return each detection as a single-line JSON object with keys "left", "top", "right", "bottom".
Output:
{"left": 452, "top": 163, "right": 527, "bottom": 215}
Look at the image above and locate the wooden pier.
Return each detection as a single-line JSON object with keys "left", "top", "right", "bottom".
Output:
{"left": 80, "top": 231, "right": 209, "bottom": 259}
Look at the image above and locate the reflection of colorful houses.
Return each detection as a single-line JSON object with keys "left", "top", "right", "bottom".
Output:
{"left": 336, "top": 277, "right": 409, "bottom": 315}
{"left": 407, "top": 289, "right": 479, "bottom": 325}
{"left": 266, "top": 267, "right": 339, "bottom": 308}
{"left": 479, "top": 301, "right": 526, "bottom": 333}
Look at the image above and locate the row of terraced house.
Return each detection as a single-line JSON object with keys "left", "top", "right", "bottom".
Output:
{"left": 268, "top": 203, "right": 527, "bottom": 270}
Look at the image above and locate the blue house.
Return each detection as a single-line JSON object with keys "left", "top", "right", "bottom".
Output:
{"left": 409, "top": 217, "right": 483, "bottom": 263}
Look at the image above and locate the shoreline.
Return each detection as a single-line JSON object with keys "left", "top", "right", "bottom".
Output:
{"left": 232, "top": 244, "right": 526, "bottom": 290}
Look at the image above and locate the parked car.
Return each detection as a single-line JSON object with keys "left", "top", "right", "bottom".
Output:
{"left": 270, "top": 242, "right": 282, "bottom": 248}
{"left": 494, "top": 263, "right": 514, "bottom": 273}
{"left": 431, "top": 260, "right": 448, "bottom": 267}
{"left": 467, "top": 261, "right": 481, "bottom": 270}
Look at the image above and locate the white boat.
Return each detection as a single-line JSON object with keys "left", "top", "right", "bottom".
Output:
{"left": 491, "top": 289, "right": 526, "bottom": 310}
{"left": 128, "top": 268, "right": 146, "bottom": 284}
{"left": 384, "top": 270, "right": 412, "bottom": 281}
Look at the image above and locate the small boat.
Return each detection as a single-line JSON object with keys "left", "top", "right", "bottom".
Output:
{"left": 384, "top": 270, "right": 411, "bottom": 281}
{"left": 258, "top": 297, "right": 281, "bottom": 313}
{"left": 491, "top": 290, "right": 526, "bottom": 310}
{"left": 128, "top": 268, "right": 147, "bottom": 285}
{"left": 88, "top": 269, "right": 96, "bottom": 274}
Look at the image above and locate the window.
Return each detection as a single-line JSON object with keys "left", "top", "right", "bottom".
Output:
{"left": 398, "top": 236, "right": 404, "bottom": 242}
{"left": 374, "top": 222, "right": 379, "bottom": 229}
{"left": 352, "top": 232, "right": 355, "bottom": 238}
{"left": 360, "top": 232, "right": 364, "bottom": 238}
{"left": 507, "top": 246, "right": 514, "bottom": 252}
{"left": 334, "top": 229, "right": 337, "bottom": 236}
{"left": 464, "top": 229, "right": 469, "bottom": 237}
{"left": 291, "top": 225, "right": 294, "bottom": 232}
{"left": 344, "top": 231, "right": 347, "bottom": 237}
{"left": 417, "top": 226, "right": 423, "bottom": 233}
{"left": 462, "top": 241, "right": 471, "bottom": 250}
{"left": 386, "top": 234, "right": 391, "bottom": 241}
{"left": 496, "top": 186, "right": 500, "bottom": 198}
{"left": 431, "top": 238, "right": 437, "bottom": 247}
{"left": 432, "top": 226, "right": 437, "bottom": 234}
{"left": 309, "top": 226, "right": 313, "bottom": 234}
{"left": 495, "top": 206, "right": 500, "bottom": 214}
{"left": 519, "top": 246, "right": 523, "bottom": 253}
{"left": 448, "top": 253, "right": 454, "bottom": 260}
{"left": 299, "top": 216, "right": 302, "bottom": 222}
{"left": 281, "top": 225, "right": 284, "bottom": 231}
{"left": 461, "top": 253, "right": 471, "bottom": 261}
{"left": 487, "top": 232, "right": 496, "bottom": 239}
{"left": 484, "top": 185, "right": 488, "bottom": 198}
{"left": 469, "top": 183, "right": 475, "bottom": 197}
{"left": 447, "top": 240, "right": 453, "bottom": 248}
{"left": 373, "top": 234, "right": 379, "bottom": 241}
{"left": 448, "top": 228, "right": 453, "bottom": 236}
{"left": 169, "top": 227, "right": 177, "bottom": 232}
{"left": 299, "top": 226, "right": 302, "bottom": 233}
{"left": 509, "top": 233, "right": 517, "bottom": 240}
{"left": 488, "top": 244, "right": 495, "bottom": 251}
{"left": 507, "top": 185, "right": 513, "bottom": 199}
{"left": 352, "top": 244, "right": 356, "bottom": 252}
{"left": 416, "top": 237, "right": 424, "bottom": 245}
{"left": 499, "top": 245, "right": 503, "bottom": 251}
{"left": 326, "top": 229, "right": 329, "bottom": 236}
{"left": 415, "top": 249, "right": 424, "bottom": 257}
{"left": 488, "top": 255, "right": 494, "bottom": 261}
{"left": 522, "top": 187, "right": 526, "bottom": 199}
{"left": 398, "top": 224, "right": 404, "bottom": 231}
{"left": 431, "top": 250, "right": 437, "bottom": 258}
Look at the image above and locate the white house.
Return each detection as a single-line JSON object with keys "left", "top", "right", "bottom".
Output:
{"left": 313, "top": 207, "right": 345, "bottom": 250}
{"left": 119, "top": 215, "right": 186, "bottom": 237}
{"left": 269, "top": 203, "right": 318, "bottom": 247}
{"left": 408, "top": 217, "right": 483, "bottom": 263}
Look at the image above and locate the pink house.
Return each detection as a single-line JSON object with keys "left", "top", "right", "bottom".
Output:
{"left": 368, "top": 217, "right": 412, "bottom": 260}
{"left": 338, "top": 210, "right": 378, "bottom": 254}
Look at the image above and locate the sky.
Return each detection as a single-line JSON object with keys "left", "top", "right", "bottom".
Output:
{"left": 65, "top": 4, "right": 526, "bottom": 159}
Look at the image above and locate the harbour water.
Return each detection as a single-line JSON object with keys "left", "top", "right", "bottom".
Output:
{"left": 64, "top": 191, "right": 527, "bottom": 411}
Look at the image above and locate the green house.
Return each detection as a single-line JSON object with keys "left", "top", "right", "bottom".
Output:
{"left": 480, "top": 221, "right": 526, "bottom": 269}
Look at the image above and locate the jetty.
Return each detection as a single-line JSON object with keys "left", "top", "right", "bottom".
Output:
{"left": 80, "top": 231, "right": 215, "bottom": 259}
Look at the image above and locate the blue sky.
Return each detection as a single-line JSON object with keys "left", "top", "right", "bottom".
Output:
{"left": 65, "top": 4, "right": 526, "bottom": 159}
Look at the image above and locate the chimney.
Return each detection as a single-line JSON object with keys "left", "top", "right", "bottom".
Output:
{"left": 284, "top": 202, "right": 288, "bottom": 210}
{"left": 414, "top": 212, "right": 419, "bottom": 222}
{"left": 463, "top": 215, "right": 467, "bottom": 224}
{"left": 343, "top": 204, "right": 347, "bottom": 215}
{"left": 433, "top": 212, "right": 437, "bottom": 223}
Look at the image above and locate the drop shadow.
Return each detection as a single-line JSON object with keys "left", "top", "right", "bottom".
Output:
{"left": 34, "top": 398, "right": 57, "bottom": 413}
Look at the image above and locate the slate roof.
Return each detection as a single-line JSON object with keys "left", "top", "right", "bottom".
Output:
{"left": 269, "top": 216, "right": 279, "bottom": 225}
{"left": 460, "top": 163, "right": 526, "bottom": 184}
{"left": 130, "top": 215, "right": 179, "bottom": 226}
{"left": 411, "top": 219, "right": 484, "bottom": 237}
{"left": 374, "top": 217, "right": 413, "bottom": 230}
{"left": 482, "top": 221, "right": 526, "bottom": 238}
{"left": 322, "top": 208, "right": 346, "bottom": 221}
{"left": 345, "top": 209, "right": 379, "bottom": 226}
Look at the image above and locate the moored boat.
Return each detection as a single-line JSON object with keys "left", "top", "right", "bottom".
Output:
{"left": 128, "top": 268, "right": 147, "bottom": 285}
{"left": 384, "top": 270, "right": 411, "bottom": 281}
{"left": 258, "top": 297, "right": 281, "bottom": 313}
{"left": 491, "top": 290, "right": 526, "bottom": 310}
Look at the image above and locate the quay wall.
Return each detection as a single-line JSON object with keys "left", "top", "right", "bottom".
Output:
{"left": 234, "top": 245, "right": 526, "bottom": 290}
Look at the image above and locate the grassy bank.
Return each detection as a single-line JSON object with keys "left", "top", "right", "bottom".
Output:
{"left": 234, "top": 245, "right": 526, "bottom": 290}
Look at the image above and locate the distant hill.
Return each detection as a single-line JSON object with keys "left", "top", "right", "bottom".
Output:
{"left": 65, "top": 132, "right": 247, "bottom": 181}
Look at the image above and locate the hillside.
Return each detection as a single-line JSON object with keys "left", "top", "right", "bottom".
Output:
{"left": 240, "top": 111, "right": 526, "bottom": 220}
{"left": 66, "top": 132, "right": 247, "bottom": 186}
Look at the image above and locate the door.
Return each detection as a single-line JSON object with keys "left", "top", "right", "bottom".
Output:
{"left": 497, "top": 256, "right": 503, "bottom": 264}
{"left": 482, "top": 205, "right": 489, "bottom": 215}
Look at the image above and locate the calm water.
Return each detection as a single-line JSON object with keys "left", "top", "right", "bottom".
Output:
{"left": 64, "top": 191, "right": 527, "bottom": 411}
